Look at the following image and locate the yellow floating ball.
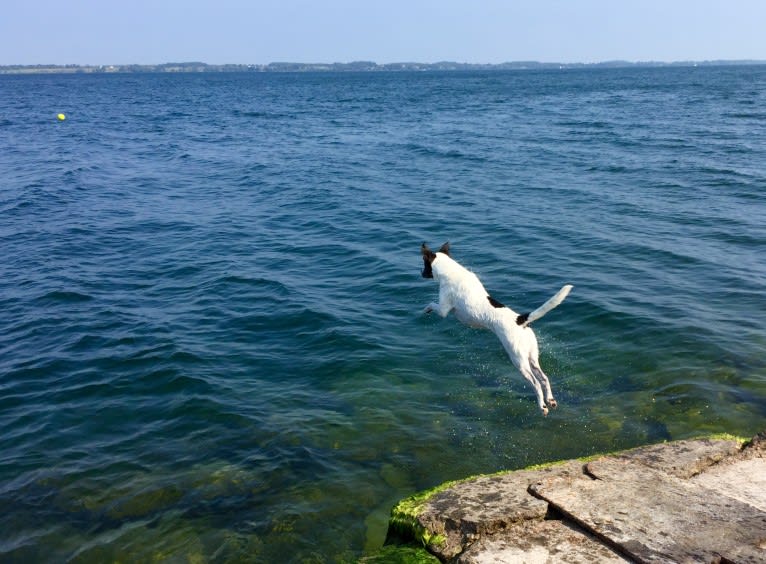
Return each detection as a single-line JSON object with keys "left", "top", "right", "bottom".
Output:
{"left": 57, "top": 113, "right": 66, "bottom": 121}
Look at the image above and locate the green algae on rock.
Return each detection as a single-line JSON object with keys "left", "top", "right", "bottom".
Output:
{"left": 384, "top": 433, "right": 758, "bottom": 561}
{"left": 359, "top": 544, "right": 441, "bottom": 563}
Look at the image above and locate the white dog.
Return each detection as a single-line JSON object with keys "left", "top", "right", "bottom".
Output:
{"left": 421, "top": 242, "right": 572, "bottom": 415}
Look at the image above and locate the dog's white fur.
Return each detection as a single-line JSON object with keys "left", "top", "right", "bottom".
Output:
{"left": 422, "top": 243, "right": 572, "bottom": 415}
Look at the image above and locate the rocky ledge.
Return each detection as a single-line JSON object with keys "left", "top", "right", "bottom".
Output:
{"left": 381, "top": 432, "right": 766, "bottom": 563}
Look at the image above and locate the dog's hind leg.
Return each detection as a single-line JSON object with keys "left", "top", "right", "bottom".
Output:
{"left": 518, "top": 360, "right": 549, "bottom": 416}
{"left": 530, "top": 356, "right": 557, "bottom": 409}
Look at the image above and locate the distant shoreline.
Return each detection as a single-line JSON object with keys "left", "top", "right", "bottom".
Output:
{"left": 2, "top": 59, "right": 765, "bottom": 75}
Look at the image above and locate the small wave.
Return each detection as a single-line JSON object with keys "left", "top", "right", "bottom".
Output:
{"left": 556, "top": 119, "right": 613, "bottom": 129}
{"left": 232, "top": 109, "right": 292, "bottom": 119}
{"left": 722, "top": 112, "right": 766, "bottom": 120}
{"left": 695, "top": 165, "right": 756, "bottom": 181}
{"left": 0, "top": 199, "right": 35, "bottom": 214}
{"left": 586, "top": 164, "right": 631, "bottom": 173}
{"left": 402, "top": 142, "right": 487, "bottom": 163}
{"left": 700, "top": 228, "right": 764, "bottom": 248}
{"left": 216, "top": 275, "right": 290, "bottom": 293}
{"left": 222, "top": 303, "right": 338, "bottom": 337}
{"left": 35, "top": 290, "right": 94, "bottom": 304}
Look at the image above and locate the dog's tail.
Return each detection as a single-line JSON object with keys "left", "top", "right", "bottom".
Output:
{"left": 516, "top": 285, "right": 573, "bottom": 327}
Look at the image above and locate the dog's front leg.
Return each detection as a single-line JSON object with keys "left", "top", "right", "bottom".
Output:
{"left": 423, "top": 302, "right": 451, "bottom": 317}
{"left": 424, "top": 291, "right": 453, "bottom": 317}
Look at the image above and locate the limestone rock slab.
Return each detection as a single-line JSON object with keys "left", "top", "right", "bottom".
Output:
{"left": 416, "top": 461, "right": 584, "bottom": 560}
{"left": 457, "top": 519, "right": 629, "bottom": 564}
{"left": 691, "top": 439, "right": 766, "bottom": 513}
{"left": 530, "top": 456, "right": 766, "bottom": 563}
{"left": 612, "top": 437, "right": 742, "bottom": 478}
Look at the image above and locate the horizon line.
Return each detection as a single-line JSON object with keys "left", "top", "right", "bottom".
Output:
{"left": 2, "top": 58, "right": 766, "bottom": 68}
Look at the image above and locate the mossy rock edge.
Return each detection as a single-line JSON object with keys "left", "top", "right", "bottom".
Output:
{"left": 385, "top": 432, "right": 749, "bottom": 554}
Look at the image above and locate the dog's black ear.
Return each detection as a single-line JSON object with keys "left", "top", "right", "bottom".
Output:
{"left": 422, "top": 242, "right": 449, "bottom": 257}
{"left": 422, "top": 243, "right": 438, "bottom": 260}
{"left": 421, "top": 243, "right": 436, "bottom": 278}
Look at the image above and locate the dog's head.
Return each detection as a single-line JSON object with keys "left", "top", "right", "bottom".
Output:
{"left": 421, "top": 242, "right": 450, "bottom": 278}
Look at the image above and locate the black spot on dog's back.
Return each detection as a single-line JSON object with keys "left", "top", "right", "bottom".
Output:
{"left": 516, "top": 312, "right": 530, "bottom": 325}
{"left": 487, "top": 296, "right": 505, "bottom": 309}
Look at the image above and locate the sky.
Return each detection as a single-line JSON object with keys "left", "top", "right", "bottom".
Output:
{"left": 1, "top": 0, "right": 765, "bottom": 66}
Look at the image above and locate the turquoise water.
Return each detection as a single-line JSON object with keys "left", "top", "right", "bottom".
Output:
{"left": 1, "top": 67, "right": 765, "bottom": 562}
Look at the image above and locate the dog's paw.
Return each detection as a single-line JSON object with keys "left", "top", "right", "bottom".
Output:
{"left": 541, "top": 405, "right": 549, "bottom": 416}
{"left": 423, "top": 305, "right": 433, "bottom": 314}
{"left": 547, "top": 398, "right": 558, "bottom": 409}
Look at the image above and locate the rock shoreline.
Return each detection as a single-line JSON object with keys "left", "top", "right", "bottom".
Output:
{"left": 377, "top": 432, "right": 766, "bottom": 563}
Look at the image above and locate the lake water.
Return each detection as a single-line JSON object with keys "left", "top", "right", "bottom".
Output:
{"left": 1, "top": 66, "right": 765, "bottom": 562}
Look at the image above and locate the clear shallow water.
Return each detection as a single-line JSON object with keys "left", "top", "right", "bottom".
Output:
{"left": 1, "top": 67, "right": 765, "bottom": 562}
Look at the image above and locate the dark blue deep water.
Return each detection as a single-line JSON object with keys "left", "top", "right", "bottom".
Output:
{"left": 1, "top": 67, "right": 765, "bottom": 562}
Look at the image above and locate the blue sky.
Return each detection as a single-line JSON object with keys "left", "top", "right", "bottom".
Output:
{"left": 1, "top": 0, "right": 764, "bottom": 65}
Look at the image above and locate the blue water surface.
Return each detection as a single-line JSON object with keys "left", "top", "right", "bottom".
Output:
{"left": 1, "top": 66, "right": 765, "bottom": 562}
